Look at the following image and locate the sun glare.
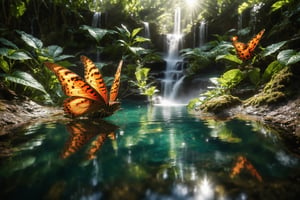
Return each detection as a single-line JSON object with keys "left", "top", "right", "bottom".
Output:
{"left": 185, "top": 0, "right": 197, "bottom": 8}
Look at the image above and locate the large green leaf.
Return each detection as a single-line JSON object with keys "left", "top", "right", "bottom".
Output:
{"left": 247, "top": 67, "right": 261, "bottom": 85}
{"left": 17, "top": 30, "right": 43, "bottom": 49}
{"left": 0, "top": 71, "right": 48, "bottom": 94}
{"left": 7, "top": 50, "right": 32, "bottom": 60}
{"left": 262, "top": 41, "right": 287, "bottom": 57}
{"left": 134, "top": 36, "right": 150, "bottom": 43}
{"left": 54, "top": 55, "right": 74, "bottom": 62}
{"left": 80, "top": 25, "right": 108, "bottom": 43}
{"left": 287, "top": 52, "right": 300, "bottom": 65}
{"left": 218, "top": 69, "right": 244, "bottom": 88}
{"left": 0, "top": 58, "right": 9, "bottom": 73}
{"left": 262, "top": 60, "right": 285, "bottom": 82}
{"left": 0, "top": 47, "right": 9, "bottom": 56}
{"left": 277, "top": 49, "right": 296, "bottom": 65}
{"left": 47, "top": 45, "right": 63, "bottom": 57}
{"left": 0, "top": 38, "right": 18, "bottom": 49}
{"left": 216, "top": 54, "right": 243, "bottom": 64}
{"left": 131, "top": 27, "right": 143, "bottom": 38}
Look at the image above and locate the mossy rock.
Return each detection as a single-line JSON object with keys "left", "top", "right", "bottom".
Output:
{"left": 200, "top": 95, "right": 241, "bottom": 113}
{"left": 244, "top": 67, "right": 293, "bottom": 106}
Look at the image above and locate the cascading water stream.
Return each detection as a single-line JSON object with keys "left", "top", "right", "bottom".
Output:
{"left": 92, "top": 11, "right": 101, "bottom": 62}
{"left": 162, "top": 8, "right": 184, "bottom": 103}
{"left": 199, "top": 20, "right": 207, "bottom": 47}
{"left": 142, "top": 21, "right": 150, "bottom": 39}
{"left": 92, "top": 11, "right": 101, "bottom": 28}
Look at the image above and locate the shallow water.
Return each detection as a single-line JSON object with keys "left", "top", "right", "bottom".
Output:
{"left": 0, "top": 101, "right": 300, "bottom": 199}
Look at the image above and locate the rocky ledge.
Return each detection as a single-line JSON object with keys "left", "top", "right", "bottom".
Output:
{"left": 0, "top": 97, "right": 64, "bottom": 135}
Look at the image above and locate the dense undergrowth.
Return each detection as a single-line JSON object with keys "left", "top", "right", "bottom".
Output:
{"left": 0, "top": 0, "right": 299, "bottom": 109}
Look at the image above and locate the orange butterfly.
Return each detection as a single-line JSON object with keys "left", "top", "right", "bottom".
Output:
{"left": 45, "top": 56, "right": 123, "bottom": 118}
{"left": 231, "top": 29, "right": 265, "bottom": 61}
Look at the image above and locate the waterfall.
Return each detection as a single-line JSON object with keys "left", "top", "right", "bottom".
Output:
{"left": 238, "top": 13, "right": 243, "bottom": 31}
{"left": 142, "top": 21, "right": 151, "bottom": 39}
{"left": 162, "top": 8, "right": 184, "bottom": 103}
{"left": 199, "top": 20, "right": 207, "bottom": 47}
{"left": 250, "top": 3, "right": 264, "bottom": 32}
{"left": 92, "top": 12, "right": 101, "bottom": 28}
{"left": 92, "top": 12, "right": 101, "bottom": 62}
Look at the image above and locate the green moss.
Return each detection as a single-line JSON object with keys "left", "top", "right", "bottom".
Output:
{"left": 199, "top": 95, "right": 241, "bottom": 113}
{"left": 244, "top": 67, "right": 292, "bottom": 106}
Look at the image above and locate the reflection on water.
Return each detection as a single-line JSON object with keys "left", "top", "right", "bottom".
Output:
{"left": 0, "top": 101, "right": 300, "bottom": 199}
{"left": 61, "top": 120, "right": 118, "bottom": 160}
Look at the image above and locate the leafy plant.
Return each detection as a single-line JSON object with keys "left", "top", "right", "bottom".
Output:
{"left": 131, "top": 66, "right": 159, "bottom": 103}
{"left": 181, "top": 39, "right": 234, "bottom": 76}
{"left": 0, "top": 31, "right": 74, "bottom": 103}
{"left": 115, "top": 24, "right": 150, "bottom": 61}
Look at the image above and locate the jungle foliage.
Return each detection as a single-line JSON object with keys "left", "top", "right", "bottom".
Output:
{"left": 0, "top": 0, "right": 299, "bottom": 107}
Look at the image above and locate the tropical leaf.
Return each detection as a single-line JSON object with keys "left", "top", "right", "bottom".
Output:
{"left": 262, "top": 41, "right": 287, "bottom": 57}
{"left": 277, "top": 49, "right": 296, "bottom": 65}
{"left": 0, "top": 47, "right": 9, "bottom": 56}
{"left": 0, "top": 71, "right": 48, "bottom": 94}
{"left": 271, "top": 0, "right": 291, "bottom": 12}
{"left": 17, "top": 30, "right": 43, "bottom": 49}
{"left": 0, "top": 38, "right": 18, "bottom": 49}
{"left": 131, "top": 27, "right": 143, "bottom": 38}
{"left": 262, "top": 60, "right": 285, "bottom": 82}
{"left": 247, "top": 67, "right": 261, "bottom": 85}
{"left": 47, "top": 45, "right": 63, "bottom": 57}
{"left": 134, "top": 36, "right": 150, "bottom": 43}
{"left": 41, "top": 45, "right": 73, "bottom": 61}
{"left": 216, "top": 54, "right": 243, "bottom": 64}
{"left": 6, "top": 50, "right": 32, "bottom": 60}
{"left": 0, "top": 58, "right": 9, "bottom": 73}
{"left": 287, "top": 52, "right": 300, "bottom": 65}
{"left": 218, "top": 69, "right": 244, "bottom": 88}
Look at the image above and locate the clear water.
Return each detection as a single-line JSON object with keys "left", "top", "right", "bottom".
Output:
{"left": 1, "top": 101, "right": 300, "bottom": 199}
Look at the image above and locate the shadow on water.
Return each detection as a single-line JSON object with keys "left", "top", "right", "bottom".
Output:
{"left": 0, "top": 101, "right": 300, "bottom": 199}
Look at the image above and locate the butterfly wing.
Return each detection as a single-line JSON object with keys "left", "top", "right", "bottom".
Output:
{"left": 247, "top": 29, "right": 265, "bottom": 55}
{"left": 63, "top": 97, "right": 103, "bottom": 117}
{"left": 45, "top": 62, "right": 104, "bottom": 103}
{"left": 232, "top": 29, "right": 265, "bottom": 60}
{"left": 109, "top": 60, "right": 123, "bottom": 102}
{"left": 81, "top": 56, "right": 109, "bottom": 104}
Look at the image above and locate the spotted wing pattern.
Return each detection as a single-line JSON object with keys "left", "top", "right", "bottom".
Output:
{"left": 232, "top": 29, "right": 265, "bottom": 61}
{"left": 45, "top": 62, "right": 103, "bottom": 102}
{"left": 45, "top": 56, "right": 122, "bottom": 118}
{"left": 81, "top": 56, "right": 109, "bottom": 104}
{"left": 109, "top": 60, "right": 123, "bottom": 102}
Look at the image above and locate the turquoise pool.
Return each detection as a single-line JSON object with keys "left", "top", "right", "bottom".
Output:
{"left": 0, "top": 101, "right": 299, "bottom": 199}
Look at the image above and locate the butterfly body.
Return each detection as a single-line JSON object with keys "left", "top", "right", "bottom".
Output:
{"left": 232, "top": 29, "right": 265, "bottom": 61}
{"left": 45, "top": 56, "right": 123, "bottom": 118}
